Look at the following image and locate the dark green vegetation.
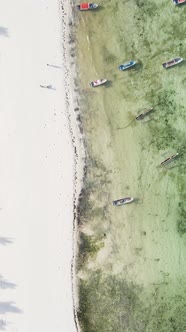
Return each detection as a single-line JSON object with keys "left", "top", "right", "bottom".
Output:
{"left": 78, "top": 232, "right": 102, "bottom": 269}
{"left": 77, "top": 158, "right": 111, "bottom": 226}
{"left": 77, "top": 271, "right": 186, "bottom": 332}
{"left": 147, "top": 89, "right": 186, "bottom": 236}
{"left": 74, "top": 0, "right": 186, "bottom": 330}
{"left": 177, "top": 202, "right": 186, "bottom": 236}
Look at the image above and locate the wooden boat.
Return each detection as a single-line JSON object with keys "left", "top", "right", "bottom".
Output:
{"left": 112, "top": 197, "right": 134, "bottom": 206}
{"left": 76, "top": 3, "right": 98, "bottom": 10}
{"left": 40, "top": 84, "right": 53, "bottom": 89}
{"left": 161, "top": 153, "right": 179, "bottom": 166}
{"left": 89, "top": 78, "right": 107, "bottom": 87}
{"left": 173, "top": 0, "right": 186, "bottom": 5}
{"left": 162, "top": 57, "right": 183, "bottom": 68}
{"left": 118, "top": 60, "right": 136, "bottom": 71}
{"left": 136, "top": 107, "right": 153, "bottom": 120}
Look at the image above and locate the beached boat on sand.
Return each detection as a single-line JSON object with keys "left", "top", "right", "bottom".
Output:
{"left": 89, "top": 78, "right": 107, "bottom": 87}
{"left": 162, "top": 57, "right": 183, "bottom": 68}
{"left": 161, "top": 153, "right": 179, "bottom": 166}
{"left": 136, "top": 107, "right": 154, "bottom": 120}
{"left": 113, "top": 197, "right": 134, "bottom": 206}
{"left": 40, "top": 84, "right": 54, "bottom": 89}
{"left": 76, "top": 3, "right": 98, "bottom": 10}
{"left": 118, "top": 60, "right": 136, "bottom": 71}
{"left": 173, "top": 0, "right": 186, "bottom": 5}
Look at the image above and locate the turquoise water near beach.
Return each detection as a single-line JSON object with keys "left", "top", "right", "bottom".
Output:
{"left": 73, "top": 0, "right": 186, "bottom": 330}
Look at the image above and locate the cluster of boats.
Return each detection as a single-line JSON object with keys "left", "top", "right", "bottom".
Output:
{"left": 76, "top": 3, "right": 184, "bottom": 87}
{"left": 89, "top": 56, "right": 184, "bottom": 88}
{"left": 77, "top": 2, "right": 182, "bottom": 207}
{"left": 89, "top": 60, "right": 137, "bottom": 87}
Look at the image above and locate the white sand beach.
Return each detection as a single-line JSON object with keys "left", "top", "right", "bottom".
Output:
{"left": 0, "top": 0, "right": 80, "bottom": 331}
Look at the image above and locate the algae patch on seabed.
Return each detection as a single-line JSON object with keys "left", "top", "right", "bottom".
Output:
{"left": 74, "top": 0, "right": 186, "bottom": 330}
{"left": 77, "top": 272, "right": 186, "bottom": 332}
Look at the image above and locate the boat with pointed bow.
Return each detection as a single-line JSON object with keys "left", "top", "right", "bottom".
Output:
{"left": 76, "top": 3, "right": 98, "bottom": 10}
{"left": 112, "top": 197, "right": 134, "bottom": 206}
{"left": 118, "top": 61, "right": 136, "bottom": 71}
{"left": 161, "top": 153, "right": 179, "bottom": 166}
{"left": 89, "top": 78, "right": 107, "bottom": 87}
{"left": 162, "top": 57, "right": 183, "bottom": 68}
{"left": 136, "top": 107, "right": 154, "bottom": 120}
{"left": 173, "top": 0, "right": 186, "bottom": 5}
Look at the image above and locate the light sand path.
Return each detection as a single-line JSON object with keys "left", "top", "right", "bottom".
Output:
{"left": 0, "top": 0, "right": 79, "bottom": 331}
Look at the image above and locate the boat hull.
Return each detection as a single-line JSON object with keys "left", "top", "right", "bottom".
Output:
{"left": 161, "top": 153, "right": 179, "bottom": 166}
{"left": 162, "top": 57, "right": 183, "bottom": 68}
{"left": 118, "top": 61, "right": 136, "bottom": 71}
{"left": 76, "top": 3, "right": 98, "bottom": 10}
{"left": 136, "top": 107, "right": 153, "bottom": 120}
{"left": 113, "top": 197, "right": 134, "bottom": 206}
{"left": 89, "top": 79, "right": 107, "bottom": 87}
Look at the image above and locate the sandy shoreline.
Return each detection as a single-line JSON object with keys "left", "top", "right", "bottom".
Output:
{"left": 0, "top": 0, "right": 83, "bottom": 331}
{"left": 60, "top": 1, "right": 85, "bottom": 331}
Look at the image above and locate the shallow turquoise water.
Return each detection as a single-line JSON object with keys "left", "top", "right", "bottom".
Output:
{"left": 74, "top": 1, "right": 186, "bottom": 331}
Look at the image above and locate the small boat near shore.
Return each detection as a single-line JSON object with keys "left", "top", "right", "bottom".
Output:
{"left": 161, "top": 153, "right": 179, "bottom": 166}
{"left": 40, "top": 84, "right": 54, "bottom": 89}
{"left": 173, "top": 0, "right": 186, "bottom": 5}
{"left": 112, "top": 197, "right": 134, "bottom": 206}
{"left": 89, "top": 78, "right": 107, "bottom": 87}
{"left": 136, "top": 107, "right": 154, "bottom": 120}
{"left": 162, "top": 57, "right": 183, "bottom": 68}
{"left": 118, "top": 61, "right": 136, "bottom": 71}
{"left": 76, "top": 3, "right": 98, "bottom": 10}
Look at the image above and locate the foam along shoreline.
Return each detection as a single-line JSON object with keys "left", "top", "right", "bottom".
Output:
{"left": 0, "top": 1, "right": 82, "bottom": 331}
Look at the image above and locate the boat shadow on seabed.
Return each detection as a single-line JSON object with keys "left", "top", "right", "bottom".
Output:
{"left": 104, "top": 80, "right": 112, "bottom": 88}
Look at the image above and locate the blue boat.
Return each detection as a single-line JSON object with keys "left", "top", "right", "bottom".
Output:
{"left": 118, "top": 60, "right": 136, "bottom": 71}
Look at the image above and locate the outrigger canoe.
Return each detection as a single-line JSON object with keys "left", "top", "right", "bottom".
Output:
{"left": 89, "top": 78, "right": 107, "bottom": 87}
{"left": 173, "top": 0, "right": 186, "bottom": 5}
{"left": 112, "top": 197, "right": 134, "bottom": 206}
{"left": 161, "top": 153, "right": 179, "bottom": 166}
{"left": 136, "top": 107, "right": 153, "bottom": 120}
{"left": 162, "top": 57, "right": 183, "bottom": 68}
{"left": 76, "top": 3, "right": 98, "bottom": 10}
{"left": 118, "top": 60, "right": 136, "bottom": 71}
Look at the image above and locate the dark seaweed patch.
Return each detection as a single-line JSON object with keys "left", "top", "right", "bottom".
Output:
{"left": 177, "top": 202, "right": 186, "bottom": 235}
{"left": 77, "top": 272, "right": 186, "bottom": 332}
{"left": 78, "top": 233, "right": 102, "bottom": 269}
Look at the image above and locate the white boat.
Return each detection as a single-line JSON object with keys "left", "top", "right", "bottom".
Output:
{"left": 89, "top": 78, "right": 107, "bottom": 87}
{"left": 112, "top": 197, "right": 134, "bottom": 206}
